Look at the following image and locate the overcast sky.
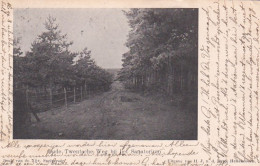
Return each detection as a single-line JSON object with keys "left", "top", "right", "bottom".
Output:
{"left": 14, "top": 8, "right": 130, "bottom": 69}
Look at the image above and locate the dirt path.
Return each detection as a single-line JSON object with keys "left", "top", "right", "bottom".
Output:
{"left": 27, "top": 81, "right": 197, "bottom": 140}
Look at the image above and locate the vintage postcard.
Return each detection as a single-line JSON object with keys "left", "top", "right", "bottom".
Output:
{"left": 0, "top": 0, "right": 260, "bottom": 165}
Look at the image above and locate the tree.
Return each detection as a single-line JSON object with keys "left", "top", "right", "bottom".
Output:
{"left": 74, "top": 47, "right": 95, "bottom": 88}
{"left": 13, "top": 37, "right": 27, "bottom": 88}
{"left": 74, "top": 47, "right": 113, "bottom": 91}
{"left": 25, "top": 16, "right": 76, "bottom": 88}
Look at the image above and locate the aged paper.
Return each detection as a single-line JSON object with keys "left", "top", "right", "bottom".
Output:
{"left": 0, "top": 0, "right": 260, "bottom": 165}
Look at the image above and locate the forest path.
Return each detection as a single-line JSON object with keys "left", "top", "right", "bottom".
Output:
{"left": 27, "top": 81, "right": 197, "bottom": 140}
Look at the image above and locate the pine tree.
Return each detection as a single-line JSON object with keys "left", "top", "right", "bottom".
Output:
{"left": 26, "top": 16, "right": 76, "bottom": 88}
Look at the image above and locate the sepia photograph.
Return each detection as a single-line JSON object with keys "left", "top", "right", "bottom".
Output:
{"left": 13, "top": 8, "right": 198, "bottom": 140}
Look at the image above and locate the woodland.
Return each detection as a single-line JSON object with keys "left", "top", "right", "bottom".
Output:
{"left": 118, "top": 9, "right": 198, "bottom": 102}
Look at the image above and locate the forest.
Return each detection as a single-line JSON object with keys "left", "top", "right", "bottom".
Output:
{"left": 118, "top": 9, "right": 198, "bottom": 107}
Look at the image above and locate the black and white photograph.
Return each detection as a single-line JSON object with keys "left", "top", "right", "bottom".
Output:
{"left": 13, "top": 8, "right": 198, "bottom": 140}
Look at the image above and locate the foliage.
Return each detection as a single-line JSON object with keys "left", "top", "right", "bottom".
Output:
{"left": 14, "top": 16, "right": 113, "bottom": 91}
{"left": 119, "top": 9, "right": 198, "bottom": 96}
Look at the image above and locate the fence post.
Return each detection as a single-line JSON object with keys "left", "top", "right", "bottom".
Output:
{"left": 50, "top": 88, "right": 54, "bottom": 115}
{"left": 64, "top": 87, "right": 67, "bottom": 108}
{"left": 73, "top": 87, "right": 76, "bottom": 103}
{"left": 35, "top": 89, "right": 38, "bottom": 100}
{"left": 84, "top": 81, "right": 87, "bottom": 98}
{"left": 26, "top": 86, "right": 29, "bottom": 108}
{"left": 25, "top": 86, "right": 31, "bottom": 123}
{"left": 81, "top": 86, "right": 83, "bottom": 101}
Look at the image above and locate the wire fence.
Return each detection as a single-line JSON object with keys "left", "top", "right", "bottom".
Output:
{"left": 14, "top": 85, "right": 105, "bottom": 120}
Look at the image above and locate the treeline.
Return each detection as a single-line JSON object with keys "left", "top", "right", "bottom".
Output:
{"left": 14, "top": 16, "right": 113, "bottom": 92}
{"left": 118, "top": 9, "right": 198, "bottom": 97}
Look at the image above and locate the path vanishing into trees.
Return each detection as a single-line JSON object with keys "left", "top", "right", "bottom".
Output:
{"left": 27, "top": 81, "right": 197, "bottom": 140}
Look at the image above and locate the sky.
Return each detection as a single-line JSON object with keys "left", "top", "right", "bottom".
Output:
{"left": 14, "top": 8, "right": 130, "bottom": 69}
